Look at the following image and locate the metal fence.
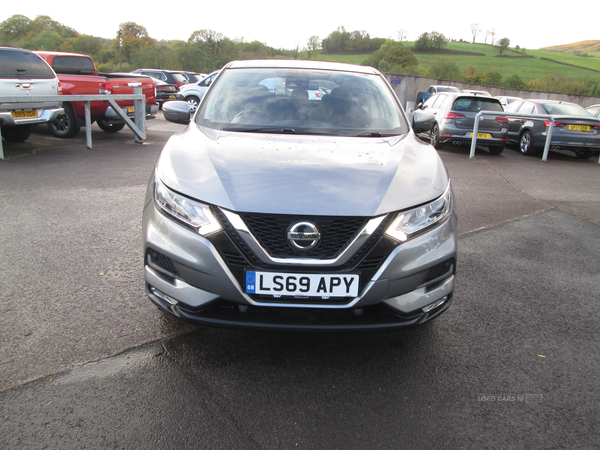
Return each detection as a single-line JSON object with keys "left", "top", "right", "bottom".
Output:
{"left": 0, "top": 90, "right": 146, "bottom": 160}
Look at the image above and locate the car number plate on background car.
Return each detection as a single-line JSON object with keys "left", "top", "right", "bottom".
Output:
{"left": 12, "top": 110, "right": 38, "bottom": 118}
{"left": 245, "top": 271, "right": 359, "bottom": 297}
{"left": 568, "top": 125, "right": 590, "bottom": 131}
{"left": 469, "top": 132, "right": 491, "bottom": 139}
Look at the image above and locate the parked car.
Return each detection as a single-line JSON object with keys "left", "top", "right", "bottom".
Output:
{"left": 153, "top": 79, "right": 179, "bottom": 106}
{"left": 585, "top": 104, "right": 600, "bottom": 119}
{"left": 505, "top": 99, "right": 600, "bottom": 159}
{"left": 131, "top": 69, "right": 189, "bottom": 107}
{"left": 175, "top": 70, "right": 219, "bottom": 112}
{"left": 0, "top": 46, "right": 64, "bottom": 142}
{"left": 181, "top": 71, "right": 206, "bottom": 83}
{"left": 412, "top": 92, "right": 508, "bottom": 154}
{"left": 462, "top": 89, "right": 491, "bottom": 96}
{"left": 144, "top": 59, "right": 457, "bottom": 331}
{"left": 35, "top": 51, "right": 157, "bottom": 138}
{"left": 496, "top": 96, "right": 522, "bottom": 108}
{"left": 416, "top": 85, "right": 461, "bottom": 107}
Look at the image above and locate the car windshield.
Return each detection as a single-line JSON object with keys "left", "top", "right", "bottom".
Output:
{"left": 541, "top": 103, "right": 589, "bottom": 116}
{"left": 196, "top": 67, "right": 408, "bottom": 136}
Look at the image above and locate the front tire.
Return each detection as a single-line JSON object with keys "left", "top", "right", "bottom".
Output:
{"left": 97, "top": 119, "right": 125, "bottom": 133}
{"left": 431, "top": 124, "right": 444, "bottom": 150}
{"left": 519, "top": 131, "right": 536, "bottom": 156}
{"left": 48, "top": 104, "right": 80, "bottom": 138}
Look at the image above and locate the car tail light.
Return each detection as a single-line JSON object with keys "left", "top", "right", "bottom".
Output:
{"left": 58, "top": 82, "right": 63, "bottom": 95}
{"left": 495, "top": 116, "right": 508, "bottom": 124}
{"left": 174, "top": 83, "right": 183, "bottom": 88}
{"left": 545, "top": 120, "right": 566, "bottom": 127}
{"left": 99, "top": 83, "right": 113, "bottom": 95}
{"left": 445, "top": 112, "right": 466, "bottom": 120}
{"left": 593, "top": 124, "right": 600, "bottom": 130}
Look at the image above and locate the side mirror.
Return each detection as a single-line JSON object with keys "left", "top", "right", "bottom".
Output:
{"left": 412, "top": 115, "right": 433, "bottom": 133}
{"left": 162, "top": 100, "right": 191, "bottom": 124}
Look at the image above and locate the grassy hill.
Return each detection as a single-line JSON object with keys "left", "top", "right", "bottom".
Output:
{"left": 323, "top": 41, "right": 600, "bottom": 83}
{"left": 542, "top": 40, "right": 600, "bottom": 55}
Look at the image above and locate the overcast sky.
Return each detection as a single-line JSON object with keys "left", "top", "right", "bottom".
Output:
{"left": 2, "top": 1, "right": 598, "bottom": 52}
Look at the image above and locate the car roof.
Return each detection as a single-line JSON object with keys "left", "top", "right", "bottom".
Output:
{"left": 223, "top": 59, "right": 380, "bottom": 75}
{"left": 526, "top": 99, "right": 578, "bottom": 107}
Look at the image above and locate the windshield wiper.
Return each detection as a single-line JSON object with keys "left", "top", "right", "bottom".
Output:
{"left": 221, "top": 126, "right": 297, "bottom": 134}
{"left": 355, "top": 132, "right": 399, "bottom": 137}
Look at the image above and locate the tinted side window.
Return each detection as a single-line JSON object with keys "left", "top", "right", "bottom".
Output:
{"left": 586, "top": 105, "right": 600, "bottom": 116}
{"left": 518, "top": 102, "right": 536, "bottom": 115}
{"left": 431, "top": 94, "right": 447, "bottom": 109}
{"left": 0, "top": 50, "right": 56, "bottom": 79}
{"left": 423, "top": 95, "right": 438, "bottom": 109}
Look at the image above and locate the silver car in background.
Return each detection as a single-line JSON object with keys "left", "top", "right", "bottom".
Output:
{"left": 175, "top": 70, "right": 219, "bottom": 113}
{"left": 143, "top": 60, "right": 457, "bottom": 331}
{"left": 0, "top": 46, "right": 64, "bottom": 143}
{"left": 505, "top": 99, "right": 600, "bottom": 159}
{"left": 413, "top": 92, "right": 508, "bottom": 154}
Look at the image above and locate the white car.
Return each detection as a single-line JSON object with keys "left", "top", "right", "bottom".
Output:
{"left": 175, "top": 70, "right": 219, "bottom": 113}
{"left": 0, "top": 46, "right": 64, "bottom": 142}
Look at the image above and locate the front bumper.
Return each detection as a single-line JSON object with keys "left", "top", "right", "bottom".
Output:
{"left": 143, "top": 198, "right": 458, "bottom": 331}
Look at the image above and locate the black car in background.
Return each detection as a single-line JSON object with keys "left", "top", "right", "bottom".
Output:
{"left": 131, "top": 69, "right": 189, "bottom": 107}
{"left": 505, "top": 99, "right": 600, "bottom": 159}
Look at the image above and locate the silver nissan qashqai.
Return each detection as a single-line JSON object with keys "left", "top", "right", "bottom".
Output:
{"left": 143, "top": 60, "right": 457, "bottom": 331}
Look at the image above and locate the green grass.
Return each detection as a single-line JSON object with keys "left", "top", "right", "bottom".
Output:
{"left": 322, "top": 42, "right": 600, "bottom": 82}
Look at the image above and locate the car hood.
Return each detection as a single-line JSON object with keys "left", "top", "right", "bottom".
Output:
{"left": 156, "top": 125, "right": 449, "bottom": 217}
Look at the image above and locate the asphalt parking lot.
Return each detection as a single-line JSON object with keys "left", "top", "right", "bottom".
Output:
{"left": 1, "top": 115, "right": 599, "bottom": 449}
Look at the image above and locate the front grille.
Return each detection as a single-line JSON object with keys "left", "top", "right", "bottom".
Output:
{"left": 239, "top": 213, "right": 368, "bottom": 259}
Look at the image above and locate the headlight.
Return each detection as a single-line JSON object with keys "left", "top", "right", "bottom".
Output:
{"left": 154, "top": 177, "right": 222, "bottom": 236}
{"left": 385, "top": 182, "right": 453, "bottom": 242}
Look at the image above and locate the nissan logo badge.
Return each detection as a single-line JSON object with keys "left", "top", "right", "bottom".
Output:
{"left": 286, "top": 221, "right": 321, "bottom": 251}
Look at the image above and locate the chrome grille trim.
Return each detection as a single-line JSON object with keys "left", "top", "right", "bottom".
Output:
{"left": 220, "top": 208, "right": 387, "bottom": 267}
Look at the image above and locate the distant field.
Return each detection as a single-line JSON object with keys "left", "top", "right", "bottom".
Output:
{"left": 322, "top": 42, "right": 600, "bottom": 82}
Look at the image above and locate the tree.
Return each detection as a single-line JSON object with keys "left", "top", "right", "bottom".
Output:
{"left": 489, "top": 28, "right": 497, "bottom": 46}
{"left": 116, "top": 22, "right": 156, "bottom": 63}
{"left": 504, "top": 74, "right": 526, "bottom": 89}
{"left": 470, "top": 23, "right": 480, "bottom": 44}
{"left": 362, "top": 40, "right": 418, "bottom": 72}
{"left": 306, "top": 36, "right": 321, "bottom": 59}
{"left": 414, "top": 31, "right": 448, "bottom": 51}
{"left": 396, "top": 29, "right": 407, "bottom": 41}
{"left": 427, "top": 57, "right": 460, "bottom": 80}
{"left": 0, "top": 15, "right": 32, "bottom": 41}
{"left": 31, "top": 15, "right": 78, "bottom": 38}
{"left": 498, "top": 38, "right": 510, "bottom": 56}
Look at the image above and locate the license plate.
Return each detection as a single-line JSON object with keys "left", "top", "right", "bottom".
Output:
{"left": 469, "top": 132, "right": 491, "bottom": 139}
{"left": 246, "top": 271, "right": 359, "bottom": 298}
{"left": 12, "top": 110, "right": 38, "bottom": 118}
{"left": 127, "top": 106, "right": 135, "bottom": 113}
{"left": 568, "top": 125, "right": 590, "bottom": 131}
{"left": 168, "top": 95, "right": 176, "bottom": 99}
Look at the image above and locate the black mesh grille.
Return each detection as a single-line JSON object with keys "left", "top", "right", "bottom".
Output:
{"left": 147, "top": 249, "right": 180, "bottom": 277}
{"left": 239, "top": 213, "right": 368, "bottom": 258}
{"left": 423, "top": 258, "right": 455, "bottom": 284}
